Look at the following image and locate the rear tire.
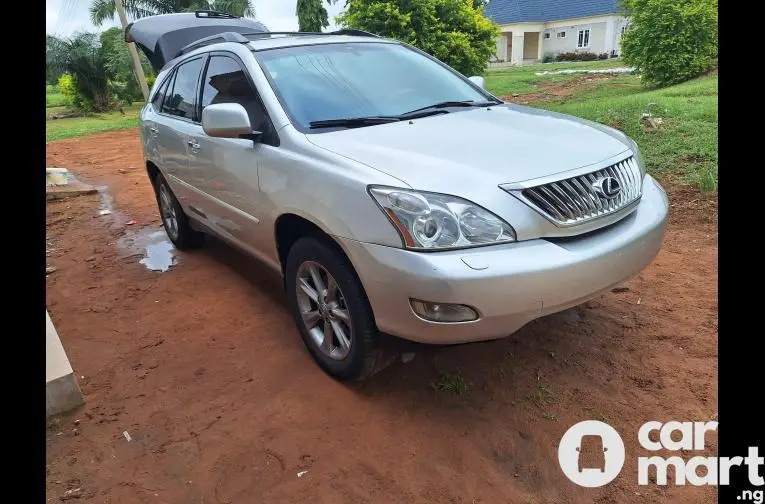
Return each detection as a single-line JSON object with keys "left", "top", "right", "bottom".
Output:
{"left": 285, "top": 236, "right": 393, "bottom": 381}
{"left": 153, "top": 173, "right": 205, "bottom": 249}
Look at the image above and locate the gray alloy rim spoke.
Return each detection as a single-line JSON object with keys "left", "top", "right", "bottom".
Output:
{"left": 301, "top": 309, "right": 321, "bottom": 328}
{"left": 331, "top": 308, "right": 350, "bottom": 323}
{"left": 298, "top": 278, "right": 319, "bottom": 302}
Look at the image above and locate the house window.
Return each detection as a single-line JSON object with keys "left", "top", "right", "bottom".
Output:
{"left": 577, "top": 29, "right": 590, "bottom": 48}
{"left": 544, "top": 32, "right": 550, "bottom": 39}
{"left": 557, "top": 31, "right": 566, "bottom": 39}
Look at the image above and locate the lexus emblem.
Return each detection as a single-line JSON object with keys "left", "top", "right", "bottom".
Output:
{"left": 593, "top": 177, "right": 621, "bottom": 199}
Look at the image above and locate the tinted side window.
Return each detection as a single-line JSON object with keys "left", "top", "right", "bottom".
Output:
{"left": 201, "top": 56, "right": 267, "bottom": 131}
{"left": 151, "top": 75, "right": 170, "bottom": 108}
{"left": 161, "top": 71, "right": 177, "bottom": 112}
{"left": 162, "top": 58, "right": 204, "bottom": 121}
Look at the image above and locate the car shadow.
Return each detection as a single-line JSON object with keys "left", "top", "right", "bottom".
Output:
{"left": 195, "top": 234, "right": 607, "bottom": 423}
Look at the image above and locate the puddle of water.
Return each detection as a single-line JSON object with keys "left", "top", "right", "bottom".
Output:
{"left": 97, "top": 186, "right": 115, "bottom": 215}
{"left": 95, "top": 184, "right": 175, "bottom": 272}
{"left": 118, "top": 229, "right": 178, "bottom": 273}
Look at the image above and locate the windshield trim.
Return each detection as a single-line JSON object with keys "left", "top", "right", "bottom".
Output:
{"left": 251, "top": 40, "right": 501, "bottom": 134}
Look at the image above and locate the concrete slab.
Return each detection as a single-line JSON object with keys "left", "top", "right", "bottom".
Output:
{"left": 46, "top": 181, "right": 98, "bottom": 200}
{"left": 46, "top": 311, "right": 84, "bottom": 417}
{"left": 46, "top": 167, "right": 97, "bottom": 200}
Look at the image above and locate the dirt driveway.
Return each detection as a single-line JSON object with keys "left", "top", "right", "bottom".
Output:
{"left": 46, "top": 130, "right": 717, "bottom": 504}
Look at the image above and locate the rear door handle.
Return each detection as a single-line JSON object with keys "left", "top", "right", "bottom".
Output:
{"left": 149, "top": 126, "right": 159, "bottom": 136}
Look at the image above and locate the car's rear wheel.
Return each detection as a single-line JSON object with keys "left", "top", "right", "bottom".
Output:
{"left": 153, "top": 173, "right": 205, "bottom": 249}
{"left": 285, "top": 236, "right": 392, "bottom": 381}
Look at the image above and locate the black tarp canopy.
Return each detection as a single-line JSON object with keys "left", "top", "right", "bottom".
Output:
{"left": 125, "top": 11, "right": 268, "bottom": 72}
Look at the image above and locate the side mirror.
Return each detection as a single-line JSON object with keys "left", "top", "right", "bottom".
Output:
{"left": 202, "top": 103, "right": 259, "bottom": 140}
{"left": 468, "top": 75, "right": 485, "bottom": 89}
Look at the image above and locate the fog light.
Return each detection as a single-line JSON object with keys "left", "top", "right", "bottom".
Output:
{"left": 409, "top": 299, "right": 478, "bottom": 323}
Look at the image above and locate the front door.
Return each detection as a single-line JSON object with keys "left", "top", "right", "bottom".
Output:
{"left": 189, "top": 52, "right": 276, "bottom": 257}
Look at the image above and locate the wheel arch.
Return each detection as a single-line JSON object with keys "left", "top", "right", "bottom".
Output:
{"left": 274, "top": 212, "right": 357, "bottom": 279}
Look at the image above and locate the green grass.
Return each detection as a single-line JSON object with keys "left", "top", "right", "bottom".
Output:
{"left": 544, "top": 75, "right": 718, "bottom": 190}
{"left": 46, "top": 103, "right": 143, "bottom": 142}
{"left": 46, "top": 84, "right": 68, "bottom": 108}
{"left": 486, "top": 64, "right": 718, "bottom": 190}
{"left": 431, "top": 370, "right": 471, "bottom": 396}
{"left": 485, "top": 58, "right": 629, "bottom": 96}
{"left": 46, "top": 92, "right": 67, "bottom": 108}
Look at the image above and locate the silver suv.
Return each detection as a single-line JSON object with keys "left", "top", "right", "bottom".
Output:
{"left": 130, "top": 12, "right": 669, "bottom": 381}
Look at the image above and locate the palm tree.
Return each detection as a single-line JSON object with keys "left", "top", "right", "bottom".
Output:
{"left": 89, "top": 0, "right": 255, "bottom": 26}
{"left": 47, "top": 33, "right": 115, "bottom": 111}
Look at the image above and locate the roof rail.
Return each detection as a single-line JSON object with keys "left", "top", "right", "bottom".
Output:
{"left": 243, "top": 29, "right": 380, "bottom": 39}
{"left": 175, "top": 27, "right": 381, "bottom": 59}
{"left": 195, "top": 10, "right": 239, "bottom": 19}
{"left": 330, "top": 29, "right": 379, "bottom": 37}
{"left": 176, "top": 31, "right": 251, "bottom": 57}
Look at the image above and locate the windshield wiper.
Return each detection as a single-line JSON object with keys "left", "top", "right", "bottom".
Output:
{"left": 309, "top": 116, "right": 401, "bottom": 129}
{"left": 401, "top": 99, "right": 502, "bottom": 117}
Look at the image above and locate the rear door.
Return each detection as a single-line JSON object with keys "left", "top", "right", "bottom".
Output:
{"left": 153, "top": 55, "right": 208, "bottom": 214}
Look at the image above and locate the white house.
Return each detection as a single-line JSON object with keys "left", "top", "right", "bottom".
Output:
{"left": 484, "top": 0, "right": 630, "bottom": 66}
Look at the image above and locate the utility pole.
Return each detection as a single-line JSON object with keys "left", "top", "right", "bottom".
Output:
{"left": 114, "top": 0, "right": 150, "bottom": 101}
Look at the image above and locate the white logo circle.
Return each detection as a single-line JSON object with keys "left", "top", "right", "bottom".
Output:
{"left": 558, "top": 420, "right": 625, "bottom": 487}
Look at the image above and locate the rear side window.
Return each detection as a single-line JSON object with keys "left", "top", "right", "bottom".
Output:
{"left": 161, "top": 57, "right": 205, "bottom": 121}
{"left": 200, "top": 55, "right": 268, "bottom": 131}
{"left": 151, "top": 75, "right": 170, "bottom": 108}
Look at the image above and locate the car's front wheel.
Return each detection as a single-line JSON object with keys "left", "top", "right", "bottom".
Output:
{"left": 285, "top": 236, "right": 392, "bottom": 381}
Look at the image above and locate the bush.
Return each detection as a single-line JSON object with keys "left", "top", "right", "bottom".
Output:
{"left": 541, "top": 53, "right": 554, "bottom": 63}
{"left": 146, "top": 75, "right": 156, "bottom": 89}
{"left": 555, "top": 51, "right": 599, "bottom": 62}
{"left": 620, "top": 0, "right": 718, "bottom": 87}
{"left": 57, "top": 74, "right": 77, "bottom": 108}
{"left": 598, "top": 52, "right": 609, "bottom": 60}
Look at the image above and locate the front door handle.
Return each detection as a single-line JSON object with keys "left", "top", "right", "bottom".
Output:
{"left": 187, "top": 139, "right": 201, "bottom": 151}
{"left": 149, "top": 126, "right": 159, "bottom": 136}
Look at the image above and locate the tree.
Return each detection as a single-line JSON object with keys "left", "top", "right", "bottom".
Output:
{"left": 100, "top": 27, "right": 155, "bottom": 101}
{"left": 46, "top": 35, "right": 66, "bottom": 85}
{"left": 296, "top": 0, "right": 330, "bottom": 32}
{"left": 337, "top": 0, "right": 498, "bottom": 76}
{"left": 89, "top": 0, "right": 254, "bottom": 26}
{"left": 620, "top": 0, "right": 717, "bottom": 87}
{"left": 46, "top": 33, "right": 116, "bottom": 111}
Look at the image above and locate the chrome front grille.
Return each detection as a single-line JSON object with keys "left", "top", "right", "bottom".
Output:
{"left": 513, "top": 156, "right": 643, "bottom": 226}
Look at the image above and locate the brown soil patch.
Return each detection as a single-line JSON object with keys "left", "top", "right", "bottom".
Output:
{"left": 46, "top": 130, "right": 717, "bottom": 504}
{"left": 501, "top": 74, "right": 620, "bottom": 104}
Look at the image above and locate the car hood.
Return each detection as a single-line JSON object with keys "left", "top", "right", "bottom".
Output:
{"left": 305, "top": 104, "right": 633, "bottom": 193}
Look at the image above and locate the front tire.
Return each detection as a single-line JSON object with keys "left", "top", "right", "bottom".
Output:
{"left": 153, "top": 173, "right": 205, "bottom": 249}
{"left": 285, "top": 236, "right": 391, "bottom": 381}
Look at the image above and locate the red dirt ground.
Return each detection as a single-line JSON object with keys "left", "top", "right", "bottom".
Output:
{"left": 46, "top": 130, "right": 717, "bottom": 504}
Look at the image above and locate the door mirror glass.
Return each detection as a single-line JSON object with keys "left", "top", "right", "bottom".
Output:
{"left": 201, "top": 103, "right": 253, "bottom": 138}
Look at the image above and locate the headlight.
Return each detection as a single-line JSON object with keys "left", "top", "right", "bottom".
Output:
{"left": 604, "top": 124, "right": 646, "bottom": 178}
{"left": 369, "top": 186, "right": 516, "bottom": 250}
{"left": 626, "top": 137, "right": 647, "bottom": 177}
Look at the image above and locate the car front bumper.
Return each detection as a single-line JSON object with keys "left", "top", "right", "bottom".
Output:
{"left": 338, "top": 175, "right": 669, "bottom": 344}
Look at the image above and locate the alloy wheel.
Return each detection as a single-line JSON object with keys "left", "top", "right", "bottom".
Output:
{"left": 158, "top": 184, "right": 179, "bottom": 240}
{"left": 295, "top": 261, "right": 353, "bottom": 360}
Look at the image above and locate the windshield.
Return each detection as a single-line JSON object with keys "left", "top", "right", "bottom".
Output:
{"left": 254, "top": 42, "right": 492, "bottom": 130}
